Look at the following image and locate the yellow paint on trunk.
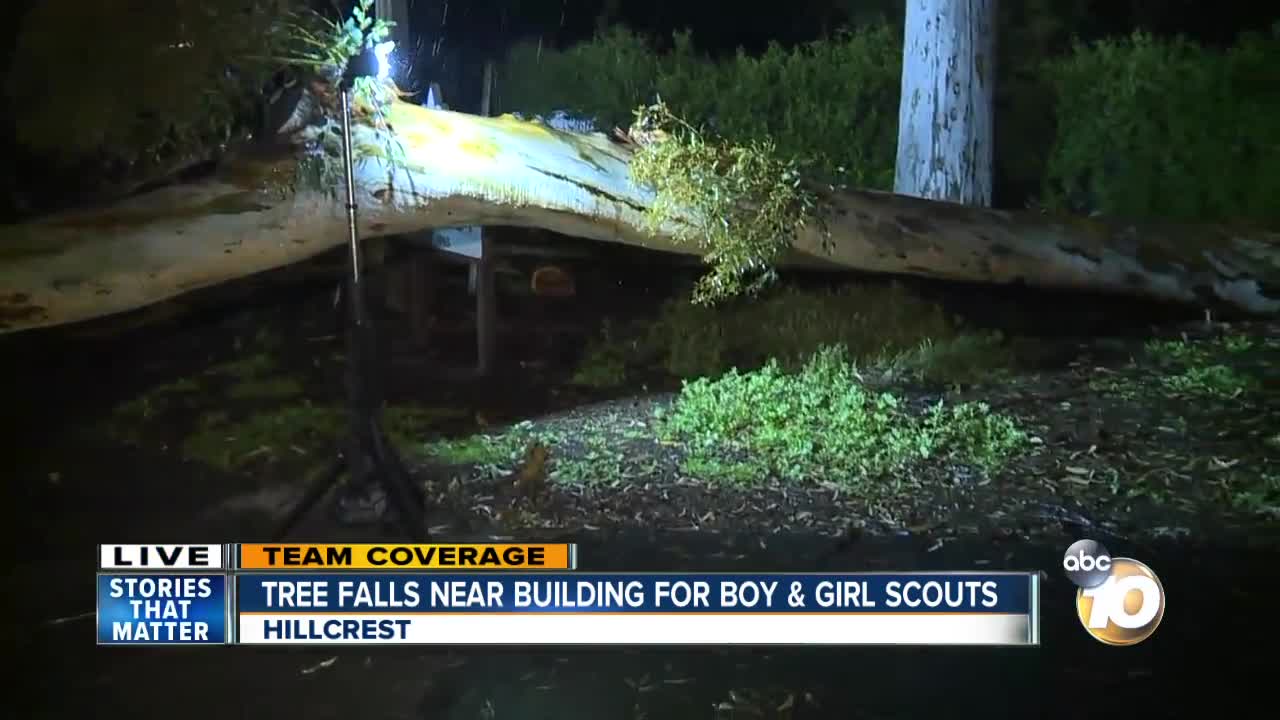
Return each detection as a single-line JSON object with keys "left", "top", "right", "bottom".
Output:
{"left": 490, "top": 113, "right": 555, "bottom": 139}
{"left": 459, "top": 139, "right": 500, "bottom": 159}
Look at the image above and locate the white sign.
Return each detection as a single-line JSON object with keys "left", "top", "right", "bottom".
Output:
{"left": 430, "top": 225, "right": 484, "bottom": 259}
{"left": 236, "top": 612, "right": 1032, "bottom": 645}
{"left": 99, "top": 544, "right": 224, "bottom": 570}
{"left": 424, "top": 83, "right": 446, "bottom": 110}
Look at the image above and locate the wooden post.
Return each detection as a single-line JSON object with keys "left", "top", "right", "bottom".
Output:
{"left": 475, "top": 59, "right": 498, "bottom": 376}
{"left": 480, "top": 60, "right": 494, "bottom": 116}
{"left": 375, "top": 0, "right": 432, "bottom": 349}
{"left": 408, "top": 251, "right": 435, "bottom": 349}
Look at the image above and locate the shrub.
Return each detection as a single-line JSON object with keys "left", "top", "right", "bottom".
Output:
{"left": 574, "top": 282, "right": 1017, "bottom": 386}
{"left": 1042, "top": 27, "right": 1280, "bottom": 223}
{"left": 498, "top": 25, "right": 901, "bottom": 189}
{"left": 636, "top": 283, "right": 959, "bottom": 377}
{"left": 656, "top": 346, "right": 1027, "bottom": 485}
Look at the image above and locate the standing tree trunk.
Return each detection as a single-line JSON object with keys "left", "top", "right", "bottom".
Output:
{"left": 375, "top": 0, "right": 412, "bottom": 73}
{"left": 894, "top": 0, "right": 997, "bottom": 207}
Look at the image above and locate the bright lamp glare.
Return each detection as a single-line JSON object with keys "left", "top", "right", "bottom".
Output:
{"left": 374, "top": 41, "right": 395, "bottom": 81}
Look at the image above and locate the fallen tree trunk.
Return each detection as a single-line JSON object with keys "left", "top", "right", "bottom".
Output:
{"left": 1, "top": 96, "right": 1278, "bottom": 334}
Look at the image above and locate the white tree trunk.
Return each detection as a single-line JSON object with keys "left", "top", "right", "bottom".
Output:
{"left": 375, "top": 0, "right": 412, "bottom": 52}
{"left": 894, "top": 0, "right": 997, "bottom": 207}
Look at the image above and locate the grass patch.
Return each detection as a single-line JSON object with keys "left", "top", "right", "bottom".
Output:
{"left": 642, "top": 283, "right": 959, "bottom": 375}
{"left": 103, "top": 327, "right": 478, "bottom": 474}
{"left": 110, "top": 378, "right": 198, "bottom": 422}
{"left": 569, "top": 321, "right": 631, "bottom": 389}
{"left": 419, "top": 435, "right": 516, "bottom": 465}
{"left": 204, "top": 351, "right": 278, "bottom": 379}
{"left": 180, "top": 404, "right": 472, "bottom": 472}
{"left": 1141, "top": 334, "right": 1264, "bottom": 399}
{"left": 1223, "top": 471, "right": 1280, "bottom": 518}
{"left": 881, "top": 333, "right": 1014, "bottom": 386}
{"left": 573, "top": 282, "right": 1017, "bottom": 386}
{"left": 181, "top": 404, "right": 345, "bottom": 470}
{"left": 655, "top": 346, "right": 1026, "bottom": 486}
{"left": 443, "top": 346, "right": 1028, "bottom": 492}
{"left": 1074, "top": 332, "right": 1279, "bottom": 520}
{"left": 1161, "top": 364, "right": 1258, "bottom": 399}
{"left": 384, "top": 406, "right": 475, "bottom": 448}
{"left": 1145, "top": 333, "right": 1256, "bottom": 363}
{"left": 422, "top": 416, "right": 666, "bottom": 489}
{"left": 105, "top": 375, "right": 207, "bottom": 443}
{"left": 226, "top": 376, "right": 306, "bottom": 400}
{"left": 1089, "top": 333, "right": 1270, "bottom": 402}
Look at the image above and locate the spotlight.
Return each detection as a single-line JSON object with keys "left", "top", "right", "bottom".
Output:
{"left": 342, "top": 40, "right": 396, "bottom": 88}
{"left": 374, "top": 41, "right": 394, "bottom": 82}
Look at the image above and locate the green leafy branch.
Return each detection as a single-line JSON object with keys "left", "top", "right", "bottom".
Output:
{"left": 274, "top": 0, "right": 384, "bottom": 75}
{"left": 628, "top": 101, "right": 832, "bottom": 304}
{"left": 278, "top": 0, "right": 408, "bottom": 190}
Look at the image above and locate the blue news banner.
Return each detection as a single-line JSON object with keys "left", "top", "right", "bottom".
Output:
{"left": 94, "top": 571, "right": 1039, "bottom": 645}
{"left": 97, "top": 574, "right": 229, "bottom": 644}
{"left": 234, "top": 573, "right": 1040, "bottom": 646}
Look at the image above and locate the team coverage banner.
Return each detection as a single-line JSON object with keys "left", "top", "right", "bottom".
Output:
{"left": 96, "top": 544, "right": 1041, "bottom": 646}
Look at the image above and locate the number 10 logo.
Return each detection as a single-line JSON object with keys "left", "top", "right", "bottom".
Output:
{"left": 1063, "top": 540, "right": 1165, "bottom": 646}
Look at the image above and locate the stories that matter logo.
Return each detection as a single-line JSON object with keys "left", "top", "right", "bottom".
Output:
{"left": 1061, "top": 539, "right": 1165, "bottom": 646}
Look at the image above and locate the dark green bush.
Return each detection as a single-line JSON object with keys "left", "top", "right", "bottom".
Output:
{"left": 1042, "top": 27, "right": 1280, "bottom": 223}
{"left": 498, "top": 25, "right": 901, "bottom": 189}
{"left": 499, "top": 19, "right": 1279, "bottom": 226}
{"left": 499, "top": 27, "right": 664, "bottom": 130}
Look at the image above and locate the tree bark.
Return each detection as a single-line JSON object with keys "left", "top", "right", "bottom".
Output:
{"left": 895, "top": 0, "right": 997, "bottom": 206}
{"left": 375, "top": 0, "right": 412, "bottom": 71}
{"left": 0, "top": 97, "right": 1277, "bottom": 335}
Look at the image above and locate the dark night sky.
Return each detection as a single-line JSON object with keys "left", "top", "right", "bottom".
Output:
{"left": 398, "top": 0, "right": 1277, "bottom": 111}
{"left": 2, "top": 1, "right": 1274, "bottom": 115}
{"left": 1, "top": 1, "right": 1274, "bottom": 93}
{"left": 403, "top": 0, "right": 1277, "bottom": 57}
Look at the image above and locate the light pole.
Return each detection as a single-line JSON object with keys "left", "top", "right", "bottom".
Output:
{"left": 272, "top": 41, "right": 428, "bottom": 542}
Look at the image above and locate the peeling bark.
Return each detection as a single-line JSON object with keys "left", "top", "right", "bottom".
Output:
{"left": 895, "top": 0, "right": 997, "bottom": 206}
{"left": 0, "top": 97, "right": 1278, "bottom": 335}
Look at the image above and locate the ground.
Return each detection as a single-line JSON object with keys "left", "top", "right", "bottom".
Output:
{"left": 4, "top": 240, "right": 1274, "bottom": 719}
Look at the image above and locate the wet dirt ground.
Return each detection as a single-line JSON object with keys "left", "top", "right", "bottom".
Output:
{"left": 3, "top": 246, "right": 1272, "bottom": 719}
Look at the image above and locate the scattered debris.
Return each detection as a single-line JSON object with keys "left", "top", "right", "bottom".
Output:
{"left": 299, "top": 656, "right": 338, "bottom": 675}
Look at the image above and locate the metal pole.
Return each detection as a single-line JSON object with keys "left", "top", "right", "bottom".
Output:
{"left": 339, "top": 88, "right": 366, "bottom": 325}
{"left": 274, "top": 49, "right": 428, "bottom": 543}
{"left": 476, "top": 60, "right": 497, "bottom": 376}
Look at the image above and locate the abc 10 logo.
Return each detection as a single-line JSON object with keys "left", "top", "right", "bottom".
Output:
{"left": 1062, "top": 540, "right": 1165, "bottom": 646}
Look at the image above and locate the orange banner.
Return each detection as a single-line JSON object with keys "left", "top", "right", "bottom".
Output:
{"left": 236, "top": 543, "right": 575, "bottom": 570}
